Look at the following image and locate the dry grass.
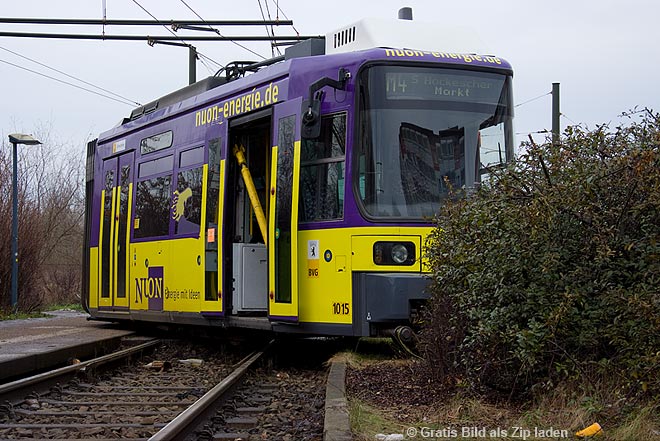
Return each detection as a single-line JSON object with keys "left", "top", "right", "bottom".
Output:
{"left": 347, "top": 353, "right": 660, "bottom": 440}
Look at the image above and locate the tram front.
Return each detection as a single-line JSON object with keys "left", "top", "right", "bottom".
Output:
{"left": 352, "top": 61, "right": 515, "bottom": 339}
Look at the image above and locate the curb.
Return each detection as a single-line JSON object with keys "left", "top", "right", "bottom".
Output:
{"left": 324, "top": 360, "right": 353, "bottom": 441}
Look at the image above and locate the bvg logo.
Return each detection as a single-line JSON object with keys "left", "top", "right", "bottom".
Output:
{"left": 135, "top": 266, "right": 164, "bottom": 311}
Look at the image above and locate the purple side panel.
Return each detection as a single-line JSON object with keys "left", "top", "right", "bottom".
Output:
{"left": 148, "top": 266, "right": 164, "bottom": 311}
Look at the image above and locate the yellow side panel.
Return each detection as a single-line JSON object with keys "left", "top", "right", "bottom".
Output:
{"left": 200, "top": 162, "right": 223, "bottom": 312}
{"left": 98, "top": 188, "right": 116, "bottom": 309}
{"left": 110, "top": 186, "right": 118, "bottom": 305}
{"left": 115, "top": 182, "right": 133, "bottom": 308}
{"left": 351, "top": 234, "right": 423, "bottom": 272}
{"left": 297, "top": 229, "right": 352, "bottom": 324}
{"left": 269, "top": 141, "right": 301, "bottom": 319}
{"left": 296, "top": 226, "right": 433, "bottom": 324}
{"left": 130, "top": 238, "right": 204, "bottom": 312}
{"left": 89, "top": 247, "right": 99, "bottom": 309}
{"left": 166, "top": 238, "right": 205, "bottom": 312}
{"left": 130, "top": 240, "right": 167, "bottom": 311}
{"left": 215, "top": 160, "right": 226, "bottom": 310}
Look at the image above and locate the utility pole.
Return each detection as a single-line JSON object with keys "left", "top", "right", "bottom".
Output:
{"left": 552, "top": 82, "right": 560, "bottom": 143}
{"left": 189, "top": 46, "right": 197, "bottom": 85}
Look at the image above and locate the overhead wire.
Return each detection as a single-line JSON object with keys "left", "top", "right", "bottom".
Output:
{"left": 0, "top": 58, "right": 137, "bottom": 106}
{"left": 178, "top": 0, "right": 267, "bottom": 61}
{"left": 515, "top": 129, "right": 550, "bottom": 135}
{"left": 0, "top": 45, "right": 141, "bottom": 106}
{"left": 197, "top": 52, "right": 224, "bottom": 69}
{"left": 130, "top": 0, "right": 225, "bottom": 67}
{"left": 256, "top": 1, "right": 271, "bottom": 56}
{"left": 513, "top": 90, "right": 566, "bottom": 136}
{"left": 271, "top": 0, "right": 299, "bottom": 36}
{"left": 263, "top": 0, "right": 282, "bottom": 56}
{"left": 515, "top": 91, "right": 551, "bottom": 108}
{"left": 268, "top": 1, "right": 283, "bottom": 56}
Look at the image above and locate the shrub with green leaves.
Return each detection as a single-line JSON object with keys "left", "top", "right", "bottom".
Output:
{"left": 421, "top": 109, "right": 660, "bottom": 398}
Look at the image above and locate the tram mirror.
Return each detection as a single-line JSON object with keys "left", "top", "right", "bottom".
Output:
{"left": 302, "top": 68, "right": 350, "bottom": 139}
{"left": 301, "top": 99, "right": 322, "bottom": 139}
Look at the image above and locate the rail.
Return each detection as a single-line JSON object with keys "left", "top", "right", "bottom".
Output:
{"left": 150, "top": 347, "right": 269, "bottom": 440}
{"left": 0, "top": 339, "right": 161, "bottom": 404}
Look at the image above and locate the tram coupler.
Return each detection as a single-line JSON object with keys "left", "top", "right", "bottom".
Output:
{"left": 384, "top": 326, "right": 420, "bottom": 357}
{"left": 390, "top": 326, "right": 415, "bottom": 344}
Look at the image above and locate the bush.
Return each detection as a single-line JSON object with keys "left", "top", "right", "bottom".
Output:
{"left": 420, "top": 109, "right": 660, "bottom": 400}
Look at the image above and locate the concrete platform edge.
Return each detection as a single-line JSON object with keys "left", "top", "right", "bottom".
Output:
{"left": 0, "top": 333, "right": 132, "bottom": 381}
{"left": 324, "top": 360, "right": 352, "bottom": 441}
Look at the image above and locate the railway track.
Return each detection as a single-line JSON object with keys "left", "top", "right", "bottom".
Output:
{"left": 0, "top": 339, "right": 273, "bottom": 440}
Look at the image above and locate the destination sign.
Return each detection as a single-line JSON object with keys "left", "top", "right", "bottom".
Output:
{"left": 385, "top": 71, "right": 504, "bottom": 104}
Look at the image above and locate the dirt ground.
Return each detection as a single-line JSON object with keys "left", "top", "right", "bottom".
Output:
{"left": 344, "top": 354, "right": 660, "bottom": 441}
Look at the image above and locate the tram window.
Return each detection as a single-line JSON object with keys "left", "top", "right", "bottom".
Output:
{"left": 138, "top": 155, "right": 173, "bottom": 178}
{"left": 179, "top": 146, "right": 204, "bottom": 168}
{"left": 275, "top": 114, "right": 296, "bottom": 304}
{"left": 206, "top": 138, "right": 222, "bottom": 226}
{"left": 134, "top": 175, "right": 172, "bottom": 239}
{"left": 173, "top": 167, "right": 203, "bottom": 235}
{"left": 300, "top": 113, "right": 346, "bottom": 222}
{"left": 204, "top": 139, "right": 221, "bottom": 302}
{"left": 140, "top": 130, "right": 173, "bottom": 155}
{"left": 300, "top": 163, "right": 345, "bottom": 221}
{"left": 101, "top": 170, "right": 114, "bottom": 298}
{"left": 301, "top": 113, "right": 346, "bottom": 161}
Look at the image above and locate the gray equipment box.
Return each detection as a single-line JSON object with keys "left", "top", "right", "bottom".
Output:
{"left": 232, "top": 243, "right": 268, "bottom": 314}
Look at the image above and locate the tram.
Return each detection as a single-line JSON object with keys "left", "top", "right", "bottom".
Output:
{"left": 82, "top": 14, "right": 515, "bottom": 338}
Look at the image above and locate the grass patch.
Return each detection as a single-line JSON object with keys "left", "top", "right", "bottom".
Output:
{"left": 0, "top": 311, "right": 49, "bottom": 321}
{"left": 346, "top": 350, "right": 660, "bottom": 440}
{"left": 0, "top": 302, "right": 83, "bottom": 320}
{"left": 43, "top": 303, "right": 84, "bottom": 312}
{"left": 349, "top": 399, "right": 408, "bottom": 440}
{"left": 608, "top": 406, "right": 660, "bottom": 441}
{"left": 342, "top": 338, "right": 398, "bottom": 366}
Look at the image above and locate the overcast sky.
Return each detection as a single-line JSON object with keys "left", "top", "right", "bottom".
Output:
{"left": 1, "top": 0, "right": 658, "bottom": 150}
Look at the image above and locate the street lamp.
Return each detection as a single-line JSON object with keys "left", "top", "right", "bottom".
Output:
{"left": 8, "top": 133, "right": 41, "bottom": 311}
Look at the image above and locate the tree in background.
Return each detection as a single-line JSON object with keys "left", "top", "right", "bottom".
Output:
{"left": 0, "top": 125, "right": 85, "bottom": 312}
{"left": 421, "top": 109, "right": 660, "bottom": 401}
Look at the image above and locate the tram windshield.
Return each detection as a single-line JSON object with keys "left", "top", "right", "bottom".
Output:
{"left": 357, "top": 65, "right": 514, "bottom": 220}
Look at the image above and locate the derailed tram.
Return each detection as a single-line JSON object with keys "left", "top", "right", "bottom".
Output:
{"left": 82, "top": 16, "right": 515, "bottom": 341}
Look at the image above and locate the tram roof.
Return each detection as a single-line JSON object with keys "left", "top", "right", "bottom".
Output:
{"left": 98, "top": 46, "right": 511, "bottom": 144}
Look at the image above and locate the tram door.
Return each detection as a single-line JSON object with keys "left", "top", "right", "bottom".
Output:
{"left": 268, "top": 98, "right": 302, "bottom": 321}
{"left": 99, "top": 152, "right": 134, "bottom": 310}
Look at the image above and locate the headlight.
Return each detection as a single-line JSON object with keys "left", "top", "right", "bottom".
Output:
{"left": 373, "top": 241, "right": 415, "bottom": 266}
{"left": 391, "top": 243, "right": 409, "bottom": 264}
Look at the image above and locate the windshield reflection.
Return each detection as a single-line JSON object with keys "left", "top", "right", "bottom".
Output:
{"left": 357, "top": 66, "right": 513, "bottom": 220}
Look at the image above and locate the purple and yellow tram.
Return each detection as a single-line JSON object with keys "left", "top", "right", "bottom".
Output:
{"left": 82, "top": 16, "right": 515, "bottom": 339}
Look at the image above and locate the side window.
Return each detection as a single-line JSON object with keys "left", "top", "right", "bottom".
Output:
{"left": 138, "top": 155, "right": 173, "bottom": 178}
{"left": 173, "top": 166, "right": 203, "bottom": 235}
{"left": 134, "top": 176, "right": 172, "bottom": 238}
{"left": 206, "top": 138, "right": 222, "bottom": 226}
{"left": 299, "top": 113, "right": 346, "bottom": 222}
{"left": 140, "top": 130, "right": 173, "bottom": 155}
{"left": 101, "top": 170, "right": 114, "bottom": 297}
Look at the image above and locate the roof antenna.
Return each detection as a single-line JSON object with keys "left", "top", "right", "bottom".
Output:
{"left": 398, "top": 7, "right": 413, "bottom": 20}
